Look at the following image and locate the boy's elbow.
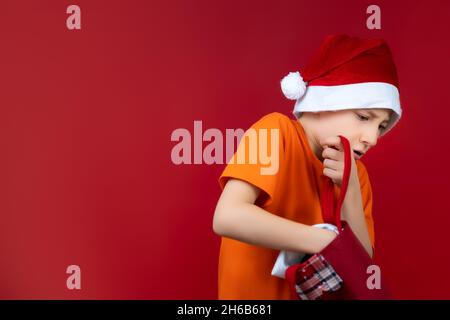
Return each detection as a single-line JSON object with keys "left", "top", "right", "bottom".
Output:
{"left": 212, "top": 206, "right": 227, "bottom": 236}
{"left": 212, "top": 203, "right": 235, "bottom": 236}
{"left": 213, "top": 178, "right": 259, "bottom": 237}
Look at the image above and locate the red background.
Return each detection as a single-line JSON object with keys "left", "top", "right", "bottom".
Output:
{"left": 0, "top": 0, "right": 449, "bottom": 299}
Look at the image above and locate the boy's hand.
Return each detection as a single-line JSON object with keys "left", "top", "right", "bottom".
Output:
{"left": 320, "top": 136, "right": 359, "bottom": 188}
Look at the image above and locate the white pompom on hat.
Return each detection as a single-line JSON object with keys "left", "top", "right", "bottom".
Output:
{"left": 280, "top": 71, "right": 307, "bottom": 100}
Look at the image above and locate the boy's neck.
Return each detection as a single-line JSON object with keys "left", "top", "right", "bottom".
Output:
{"left": 298, "top": 117, "right": 324, "bottom": 162}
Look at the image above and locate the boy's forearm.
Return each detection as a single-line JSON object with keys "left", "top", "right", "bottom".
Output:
{"left": 215, "top": 202, "right": 336, "bottom": 254}
{"left": 341, "top": 178, "right": 373, "bottom": 257}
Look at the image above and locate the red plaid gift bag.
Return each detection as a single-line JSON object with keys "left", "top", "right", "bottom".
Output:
{"left": 285, "top": 135, "right": 391, "bottom": 300}
{"left": 288, "top": 253, "right": 343, "bottom": 300}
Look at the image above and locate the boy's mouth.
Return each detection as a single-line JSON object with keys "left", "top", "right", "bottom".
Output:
{"left": 353, "top": 150, "right": 364, "bottom": 160}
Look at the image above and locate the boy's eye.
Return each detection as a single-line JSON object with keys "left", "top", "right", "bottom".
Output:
{"left": 357, "top": 113, "right": 387, "bottom": 131}
{"left": 357, "top": 114, "right": 369, "bottom": 121}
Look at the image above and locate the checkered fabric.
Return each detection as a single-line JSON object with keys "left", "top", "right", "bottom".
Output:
{"left": 294, "top": 254, "right": 343, "bottom": 300}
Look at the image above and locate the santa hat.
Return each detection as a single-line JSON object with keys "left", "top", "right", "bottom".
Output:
{"left": 280, "top": 34, "right": 402, "bottom": 136}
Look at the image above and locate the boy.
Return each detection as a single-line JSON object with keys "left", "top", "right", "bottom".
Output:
{"left": 212, "top": 34, "right": 402, "bottom": 300}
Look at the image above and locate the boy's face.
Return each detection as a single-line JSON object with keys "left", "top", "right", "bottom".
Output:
{"left": 313, "top": 108, "right": 392, "bottom": 160}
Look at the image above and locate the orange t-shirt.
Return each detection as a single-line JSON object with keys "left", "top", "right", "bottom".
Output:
{"left": 217, "top": 112, "right": 375, "bottom": 300}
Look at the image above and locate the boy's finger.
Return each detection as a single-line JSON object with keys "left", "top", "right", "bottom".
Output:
{"left": 323, "top": 158, "right": 342, "bottom": 171}
{"left": 322, "top": 147, "right": 343, "bottom": 161}
{"left": 320, "top": 136, "right": 343, "bottom": 151}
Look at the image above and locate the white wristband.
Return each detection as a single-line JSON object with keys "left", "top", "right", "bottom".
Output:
{"left": 312, "top": 223, "right": 339, "bottom": 234}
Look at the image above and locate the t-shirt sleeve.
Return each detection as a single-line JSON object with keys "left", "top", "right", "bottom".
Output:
{"left": 218, "top": 112, "right": 286, "bottom": 206}
{"left": 356, "top": 161, "right": 376, "bottom": 249}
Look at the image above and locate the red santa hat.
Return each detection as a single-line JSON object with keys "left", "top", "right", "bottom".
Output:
{"left": 280, "top": 34, "right": 402, "bottom": 136}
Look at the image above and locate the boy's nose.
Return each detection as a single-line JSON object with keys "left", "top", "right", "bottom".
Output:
{"left": 360, "top": 129, "right": 379, "bottom": 149}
